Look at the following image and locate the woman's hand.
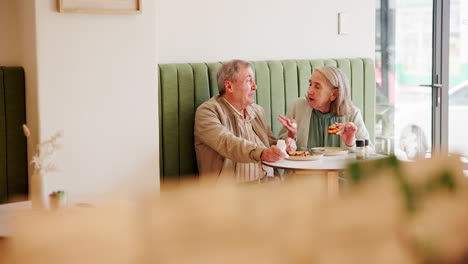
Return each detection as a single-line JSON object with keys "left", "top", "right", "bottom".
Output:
{"left": 278, "top": 115, "right": 297, "bottom": 139}
{"left": 285, "top": 137, "right": 297, "bottom": 153}
{"left": 337, "top": 122, "right": 357, "bottom": 147}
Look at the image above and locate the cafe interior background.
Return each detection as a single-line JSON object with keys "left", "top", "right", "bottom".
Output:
{"left": 0, "top": 0, "right": 467, "bottom": 263}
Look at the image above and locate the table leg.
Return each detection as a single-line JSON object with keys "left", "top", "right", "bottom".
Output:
{"left": 292, "top": 170, "right": 340, "bottom": 199}
{"left": 325, "top": 170, "right": 339, "bottom": 199}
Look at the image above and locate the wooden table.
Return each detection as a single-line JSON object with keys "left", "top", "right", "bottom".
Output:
{"left": 0, "top": 201, "right": 31, "bottom": 238}
{"left": 0, "top": 200, "right": 94, "bottom": 238}
{"left": 264, "top": 153, "right": 384, "bottom": 198}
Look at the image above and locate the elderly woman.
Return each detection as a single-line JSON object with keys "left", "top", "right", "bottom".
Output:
{"left": 278, "top": 66, "right": 372, "bottom": 151}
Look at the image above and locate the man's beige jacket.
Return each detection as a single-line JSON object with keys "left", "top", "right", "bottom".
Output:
{"left": 194, "top": 96, "right": 277, "bottom": 184}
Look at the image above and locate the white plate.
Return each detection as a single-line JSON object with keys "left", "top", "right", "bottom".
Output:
{"left": 285, "top": 154, "right": 323, "bottom": 161}
{"left": 311, "top": 147, "right": 348, "bottom": 156}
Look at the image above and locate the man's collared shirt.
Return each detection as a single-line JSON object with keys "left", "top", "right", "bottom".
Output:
{"left": 222, "top": 98, "right": 274, "bottom": 183}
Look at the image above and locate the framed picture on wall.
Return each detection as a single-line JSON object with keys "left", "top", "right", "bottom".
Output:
{"left": 57, "top": 0, "right": 142, "bottom": 14}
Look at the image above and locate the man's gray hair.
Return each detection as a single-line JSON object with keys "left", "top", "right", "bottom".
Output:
{"left": 315, "top": 66, "right": 353, "bottom": 117}
{"left": 217, "top": 60, "right": 252, "bottom": 95}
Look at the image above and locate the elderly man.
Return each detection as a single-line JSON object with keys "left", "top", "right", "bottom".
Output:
{"left": 195, "top": 59, "right": 294, "bottom": 184}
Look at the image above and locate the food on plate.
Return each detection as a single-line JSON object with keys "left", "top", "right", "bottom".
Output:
{"left": 288, "top": 151, "right": 310, "bottom": 157}
{"left": 327, "top": 123, "right": 342, "bottom": 135}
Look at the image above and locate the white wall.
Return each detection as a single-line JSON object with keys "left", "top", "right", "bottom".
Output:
{"left": 17, "top": 0, "right": 40, "bottom": 198}
{"left": 158, "top": 0, "right": 375, "bottom": 63}
{"left": 0, "top": 0, "right": 20, "bottom": 65}
{"left": 32, "top": 0, "right": 159, "bottom": 201}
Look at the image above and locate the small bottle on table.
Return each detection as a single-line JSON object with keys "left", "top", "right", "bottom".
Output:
{"left": 364, "top": 139, "right": 369, "bottom": 159}
{"left": 355, "top": 139, "right": 365, "bottom": 160}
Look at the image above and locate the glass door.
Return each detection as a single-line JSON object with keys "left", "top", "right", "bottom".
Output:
{"left": 448, "top": 0, "right": 468, "bottom": 158}
{"left": 375, "top": 0, "right": 438, "bottom": 160}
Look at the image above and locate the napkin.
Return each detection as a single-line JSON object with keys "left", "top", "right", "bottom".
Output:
{"left": 276, "top": 140, "right": 289, "bottom": 158}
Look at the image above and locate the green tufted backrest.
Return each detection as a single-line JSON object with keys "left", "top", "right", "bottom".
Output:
{"left": 0, "top": 67, "right": 28, "bottom": 203}
{"left": 158, "top": 58, "right": 376, "bottom": 182}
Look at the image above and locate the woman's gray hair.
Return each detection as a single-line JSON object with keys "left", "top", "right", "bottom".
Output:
{"left": 315, "top": 66, "right": 353, "bottom": 117}
{"left": 217, "top": 60, "right": 252, "bottom": 95}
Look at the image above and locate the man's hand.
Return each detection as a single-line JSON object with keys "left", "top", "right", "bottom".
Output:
{"left": 278, "top": 115, "right": 297, "bottom": 139}
{"left": 285, "top": 137, "right": 297, "bottom": 153}
{"left": 337, "top": 122, "right": 357, "bottom": 147}
{"left": 261, "top": 146, "right": 286, "bottom": 162}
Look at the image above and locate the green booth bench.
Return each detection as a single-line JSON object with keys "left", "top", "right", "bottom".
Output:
{"left": 158, "top": 58, "right": 376, "bottom": 182}
{"left": 0, "top": 67, "right": 28, "bottom": 203}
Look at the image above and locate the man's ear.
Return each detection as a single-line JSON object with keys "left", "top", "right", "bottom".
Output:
{"left": 224, "top": 80, "right": 232, "bottom": 93}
